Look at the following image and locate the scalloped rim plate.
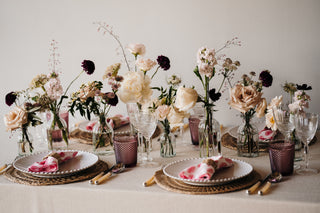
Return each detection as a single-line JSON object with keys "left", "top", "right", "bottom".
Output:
{"left": 13, "top": 150, "right": 99, "bottom": 178}
{"left": 163, "top": 158, "right": 253, "bottom": 186}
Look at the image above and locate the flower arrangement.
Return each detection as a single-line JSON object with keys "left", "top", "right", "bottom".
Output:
{"left": 193, "top": 37, "right": 241, "bottom": 157}
{"left": 4, "top": 90, "right": 42, "bottom": 153}
{"left": 288, "top": 84, "right": 312, "bottom": 114}
{"left": 229, "top": 70, "right": 273, "bottom": 157}
{"left": 69, "top": 63, "right": 122, "bottom": 149}
{"left": 29, "top": 40, "right": 94, "bottom": 149}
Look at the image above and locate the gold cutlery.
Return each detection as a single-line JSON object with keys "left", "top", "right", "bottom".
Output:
{"left": 258, "top": 172, "right": 282, "bottom": 195}
{"left": 0, "top": 164, "right": 8, "bottom": 175}
{"left": 246, "top": 173, "right": 272, "bottom": 194}
{"left": 143, "top": 175, "right": 155, "bottom": 187}
{"left": 94, "top": 163, "right": 124, "bottom": 185}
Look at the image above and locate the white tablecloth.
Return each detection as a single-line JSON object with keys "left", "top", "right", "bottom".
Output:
{"left": 0, "top": 129, "right": 319, "bottom": 213}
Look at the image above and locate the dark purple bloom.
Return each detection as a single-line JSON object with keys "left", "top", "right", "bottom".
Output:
{"left": 209, "top": 88, "right": 221, "bottom": 102}
{"left": 5, "top": 92, "right": 17, "bottom": 106}
{"left": 105, "top": 92, "right": 118, "bottom": 106}
{"left": 259, "top": 70, "right": 273, "bottom": 87}
{"left": 157, "top": 55, "right": 170, "bottom": 71}
{"left": 296, "top": 84, "right": 312, "bottom": 91}
{"left": 81, "top": 60, "right": 95, "bottom": 75}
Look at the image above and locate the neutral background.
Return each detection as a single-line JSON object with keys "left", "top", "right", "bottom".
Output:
{"left": 0, "top": 0, "right": 319, "bottom": 162}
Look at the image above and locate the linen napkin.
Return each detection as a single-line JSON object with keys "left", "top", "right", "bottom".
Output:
{"left": 259, "top": 128, "right": 276, "bottom": 141}
{"left": 28, "top": 151, "right": 78, "bottom": 173}
{"left": 86, "top": 114, "right": 130, "bottom": 131}
{"left": 179, "top": 156, "right": 233, "bottom": 180}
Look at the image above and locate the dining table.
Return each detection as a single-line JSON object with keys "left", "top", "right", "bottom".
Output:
{"left": 0, "top": 125, "right": 319, "bottom": 213}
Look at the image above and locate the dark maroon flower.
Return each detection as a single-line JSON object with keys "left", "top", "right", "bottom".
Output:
{"left": 157, "top": 55, "right": 170, "bottom": 71}
{"left": 296, "top": 84, "right": 312, "bottom": 91}
{"left": 209, "top": 88, "right": 221, "bottom": 102}
{"left": 259, "top": 70, "right": 273, "bottom": 87}
{"left": 5, "top": 92, "right": 17, "bottom": 106}
{"left": 105, "top": 92, "right": 118, "bottom": 106}
{"left": 81, "top": 60, "right": 95, "bottom": 75}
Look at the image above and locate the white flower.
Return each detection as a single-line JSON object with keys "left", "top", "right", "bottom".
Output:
{"left": 288, "top": 101, "right": 300, "bottom": 114}
{"left": 118, "top": 71, "right": 153, "bottom": 105}
{"left": 155, "top": 105, "right": 170, "bottom": 121}
{"left": 267, "top": 95, "right": 283, "bottom": 110}
{"left": 4, "top": 106, "right": 28, "bottom": 131}
{"left": 256, "top": 98, "right": 267, "bottom": 118}
{"left": 265, "top": 110, "right": 277, "bottom": 131}
{"left": 136, "top": 58, "right": 157, "bottom": 72}
{"left": 44, "top": 77, "right": 63, "bottom": 101}
{"left": 167, "top": 106, "right": 189, "bottom": 125}
{"left": 127, "top": 43, "right": 146, "bottom": 56}
{"left": 197, "top": 47, "right": 217, "bottom": 77}
{"left": 175, "top": 86, "right": 198, "bottom": 112}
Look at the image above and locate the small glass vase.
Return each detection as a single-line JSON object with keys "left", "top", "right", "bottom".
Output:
{"left": 237, "top": 114, "right": 259, "bottom": 157}
{"left": 46, "top": 111, "right": 69, "bottom": 151}
{"left": 160, "top": 131, "right": 176, "bottom": 158}
{"left": 17, "top": 128, "right": 33, "bottom": 156}
{"left": 198, "top": 111, "right": 221, "bottom": 158}
{"left": 92, "top": 120, "right": 114, "bottom": 155}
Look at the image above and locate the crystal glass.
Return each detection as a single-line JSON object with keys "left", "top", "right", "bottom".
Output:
{"left": 272, "top": 104, "right": 295, "bottom": 142}
{"left": 293, "top": 112, "right": 318, "bottom": 175}
{"left": 134, "top": 110, "right": 158, "bottom": 167}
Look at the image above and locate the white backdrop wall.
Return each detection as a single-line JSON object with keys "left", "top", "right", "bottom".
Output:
{"left": 0, "top": 0, "right": 319, "bottom": 161}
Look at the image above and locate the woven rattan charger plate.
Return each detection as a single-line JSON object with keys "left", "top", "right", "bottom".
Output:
{"left": 4, "top": 160, "right": 108, "bottom": 186}
{"left": 154, "top": 169, "right": 260, "bottom": 195}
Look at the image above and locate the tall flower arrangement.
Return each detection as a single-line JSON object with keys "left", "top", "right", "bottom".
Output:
{"left": 193, "top": 37, "right": 241, "bottom": 157}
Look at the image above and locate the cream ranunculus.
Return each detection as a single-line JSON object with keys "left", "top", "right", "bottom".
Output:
{"left": 256, "top": 98, "right": 267, "bottom": 118}
{"left": 228, "top": 84, "right": 262, "bottom": 113}
{"left": 136, "top": 58, "right": 157, "bottom": 72}
{"left": 127, "top": 43, "right": 146, "bottom": 56}
{"left": 155, "top": 105, "right": 170, "bottom": 121}
{"left": 167, "top": 107, "right": 189, "bottom": 125}
{"left": 4, "top": 106, "right": 28, "bottom": 131}
{"left": 175, "top": 86, "right": 198, "bottom": 112}
{"left": 118, "top": 71, "right": 153, "bottom": 105}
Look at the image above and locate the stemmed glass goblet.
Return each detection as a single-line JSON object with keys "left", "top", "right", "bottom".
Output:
{"left": 293, "top": 112, "right": 318, "bottom": 175}
{"left": 272, "top": 104, "right": 295, "bottom": 142}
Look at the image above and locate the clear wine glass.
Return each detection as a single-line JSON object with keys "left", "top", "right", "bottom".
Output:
{"left": 134, "top": 110, "right": 158, "bottom": 167}
{"left": 272, "top": 104, "right": 295, "bottom": 142}
{"left": 293, "top": 112, "right": 318, "bottom": 175}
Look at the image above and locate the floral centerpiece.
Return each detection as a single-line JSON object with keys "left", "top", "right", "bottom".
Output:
{"left": 30, "top": 40, "right": 94, "bottom": 150}
{"left": 229, "top": 71, "right": 273, "bottom": 157}
{"left": 152, "top": 80, "right": 198, "bottom": 157}
{"left": 4, "top": 91, "right": 42, "bottom": 155}
{"left": 193, "top": 38, "right": 241, "bottom": 157}
{"left": 69, "top": 63, "right": 122, "bottom": 153}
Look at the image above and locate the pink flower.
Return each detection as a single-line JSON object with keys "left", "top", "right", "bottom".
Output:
{"left": 44, "top": 77, "right": 63, "bottom": 101}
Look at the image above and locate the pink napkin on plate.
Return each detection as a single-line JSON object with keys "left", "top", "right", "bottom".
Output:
{"left": 28, "top": 151, "right": 78, "bottom": 173}
{"left": 179, "top": 156, "right": 233, "bottom": 180}
{"left": 85, "top": 114, "right": 130, "bottom": 131}
{"left": 259, "top": 128, "right": 276, "bottom": 141}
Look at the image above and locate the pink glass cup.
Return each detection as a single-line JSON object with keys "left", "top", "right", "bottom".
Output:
{"left": 189, "top": 115, "right": 201, "bottom": 145}
{"left": 114, "top": 135, "right": 138, "bottom": 167}
{"left": 269, "top": 141, "right": 295, "bottom": 176}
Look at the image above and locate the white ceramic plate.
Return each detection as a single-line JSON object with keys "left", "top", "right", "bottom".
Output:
{"left": 13, "top": 150, "right": 99, "bottom": 178}
{"left": 163, "top": 158, "right": 253, "bottom": 186}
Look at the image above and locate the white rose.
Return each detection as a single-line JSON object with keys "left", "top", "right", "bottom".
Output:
{"left": 136, "top": 58, "right": 157, "bottom": 72}
{"left": 167, "top": 107, "right": 189, "bottom": 125}
{"left": 175, "top": 87, "right": 198, "bottom": 112}
{"left": 256, "top": 98, "right": 267, "bottom": 118}
{"left": 127, "top": 43, "right": 146, "bottom": 56}
{"left": 4, "top": 106, "right": 28, "bottom": 131}
{"left": 118, "top": 71, "right": 153, "bottom": 105}
{"left": 155, "top": 105, "right": 170, "bottom": 121}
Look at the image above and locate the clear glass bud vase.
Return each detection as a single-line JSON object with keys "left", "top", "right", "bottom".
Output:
{"left": 237, "top": 115, "right": 259, "bottom": 157}
{"left": 92, "top": 120, "right": 114, "bottom": 155}
{"left": 46, "top": 111, "right": 69, "bottom": 151}
{"left": 17, "top": 128, "right": 33, "bottom": 156}
{"left": 160, "top": 131, "right": 176, "bottom": 158}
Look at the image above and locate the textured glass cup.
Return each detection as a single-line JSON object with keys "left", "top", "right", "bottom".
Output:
{"left": 189, "top": 115, "right": 201, "bottom": 145}
{"left": 269, "top": 142, "right": 295, "bottom": 176}
{"left": 114, "top": 135, "right": 138, "bottom": 167}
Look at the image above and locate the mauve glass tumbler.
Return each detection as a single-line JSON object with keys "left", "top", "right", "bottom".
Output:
{"left": 114, "top": 135, "right": 138, "bottom": 167}
{"left": 189, "top": 115, "right": 201, "bottom": 145}
{"left": 269, "top": 142, "right": 295, "bottom": 176}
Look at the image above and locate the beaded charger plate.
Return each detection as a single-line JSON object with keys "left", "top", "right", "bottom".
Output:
{"left": 154, "top": 169, "right": 260, "bottom": 195}
{"left": 4, "top": 160, "right": 108, "bottom": 186}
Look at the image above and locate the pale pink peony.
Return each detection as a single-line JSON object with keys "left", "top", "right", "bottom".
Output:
{"left": 155, "top": 105, "right": 170, "bottom": 121}
{"left": 135, "top": 58, "right": 157, "bottom": 72}
{"left": 4, "top": 106, "right": 28, "bottom": 131}
{"left": 127, "top": 43, "right": 146, "bottom": 56}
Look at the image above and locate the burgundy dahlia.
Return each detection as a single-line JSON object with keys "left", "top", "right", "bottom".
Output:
{"left": 296, "top": 84, "right": 312, "bottom": 91}
{"left": 105, "top": 92, "right": 118, "bottom": 106}
{"left": 5, "top": 92, "right": 17, "bottom": 106}
{"left": 81, "top": 60, "right": 95, "bottom": 75}
{"left": 157, "top": 55, "right": 170, "bottom": 71}
{"left": 259, "top": 70, "right": 273, "bottom": 87}
{"left": 209, "top": 88, "right": 221, "bottom": 102}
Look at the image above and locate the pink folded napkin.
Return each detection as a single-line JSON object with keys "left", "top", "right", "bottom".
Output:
{"left": 259, "top": 128, "right": 276, "bottom": 141}
{"left": 28, "top": 151, "right": 78, "bottom": 173}
{"left": 179, "top": 156, "right": 233, "bottom": 180}
{"left": 85, "top": 114, "right": 130, "bottom": 131}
